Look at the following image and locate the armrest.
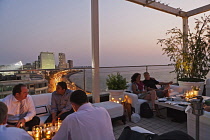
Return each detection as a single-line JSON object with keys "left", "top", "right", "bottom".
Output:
{"left": 124, "top": 92, "right": 138, "bottom": 108}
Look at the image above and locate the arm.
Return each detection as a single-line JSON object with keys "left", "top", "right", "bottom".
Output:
{"left": 60, "top": 90, "right": 72, "bottom": 114}
{"left": 23, "top": 96, "right": 36, "bottom": 122}
{"left": 17, "top": 96, "right": 36, "bottom": 127}
{"left": 51, "top": 92, "right": 58, "bottom": 122}
{"left": 158, "top": 81, "right": 173, "bottom": 85}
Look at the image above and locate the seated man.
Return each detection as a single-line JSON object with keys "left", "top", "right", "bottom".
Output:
{"left": 3, "top": 84, "right": 40, "bottom": 131}
{"left": 143, "top": 72, "right": 173, "bottom": 98}
{"left": 45, "top": 81, "right": 74, "bottom": 124}
{"left": 52, "top": 90, "right": 115, "bottom": 140}
{"left": 0, "top": 102, "right": 33, "bottom": 140}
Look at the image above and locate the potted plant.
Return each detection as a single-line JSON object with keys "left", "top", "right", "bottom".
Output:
{"left": 106, "top": 72, "right": 127, "bottom": 103}
{"left": 157, "top": 15, "right": 210, "bottom": 95}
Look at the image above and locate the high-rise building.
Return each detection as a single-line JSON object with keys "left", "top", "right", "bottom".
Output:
{"left": 67, "top": 60, "right": 73, "bottom": 68}
{"left": 33, "top": 61, "right": 39, "bottom": 69}
{"left": 39, "top": 52, "right": 55, "bottom": 69}
{"left": 58, "top": 53, "right": 67, "bottom": 69}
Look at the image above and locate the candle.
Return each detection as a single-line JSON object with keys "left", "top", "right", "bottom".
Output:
{"left": 45, "top": 128, "right": 52, "bottom": 139}
{"left": 32, "top": 125, "right": 41, "bottom": 138}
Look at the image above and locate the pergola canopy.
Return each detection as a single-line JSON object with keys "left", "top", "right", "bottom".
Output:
{"left": 126, "top": 0, "right": 210, "bottom": 17}
{"left": 91, "top": 0, "right": 210, "bottom": 103}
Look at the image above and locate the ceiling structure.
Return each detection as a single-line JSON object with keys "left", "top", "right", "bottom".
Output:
{"left": 126, "top": 0, "right": 210, "bottom": 18}
{"left": 91, "top": 0, "right": 210, "bottom": 103}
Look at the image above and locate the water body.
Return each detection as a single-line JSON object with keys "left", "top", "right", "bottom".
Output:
{"left": 70, "top": 66, "right": 178, "bottom": 92}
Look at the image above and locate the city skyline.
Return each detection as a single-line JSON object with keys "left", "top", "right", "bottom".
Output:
{"left": 0, "top": 0, "right": 209, "bottom": 66}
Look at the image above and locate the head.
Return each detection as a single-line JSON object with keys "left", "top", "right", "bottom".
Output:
{"left": 0, "top": 102, "right": 8, "bottom": 125}
{"left": 131, "top": 73, "right": 141, "bottom": 83}
{"left": 12, "top": 84, "right": 28, "bottom": 101}
{"left": 70, "top": 90, "right": 88, "bottom": 112}
{"left": 56, "top": 82, "right": 67, "bottom": 95}
{"left": 144, "top": 72, "right": 150, "bottom": 80}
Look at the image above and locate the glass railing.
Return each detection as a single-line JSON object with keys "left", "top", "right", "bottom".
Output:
{"left": 1, "top": 64, "right": 210, "bottom": 99}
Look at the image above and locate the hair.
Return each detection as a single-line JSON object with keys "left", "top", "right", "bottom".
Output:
{"left": 0, "top": 102, "right": 8, "bottom": 124}
{"left": 57, "top": 82, "right": 67, "bottom": 90}
{"left": 144, "top": 72, "right": 149, "bottom": 75}
{"left": 70, "top": 90, "right": 88, "bottom": 106}
{"left": 131, "top": 73, "right": 141, "bottom": 83}
{"left": 12, "top": 84, "right": 27, "bottom": 96}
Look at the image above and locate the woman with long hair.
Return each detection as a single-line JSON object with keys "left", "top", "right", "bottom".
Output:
{"left": 131, "top": 73, "right": 157, "bottom": 111}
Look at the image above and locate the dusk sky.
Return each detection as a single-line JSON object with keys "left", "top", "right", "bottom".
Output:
{"left": 0, "top": 0, "right": 209, "bottom": 66}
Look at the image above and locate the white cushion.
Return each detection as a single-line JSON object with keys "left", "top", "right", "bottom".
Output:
{"left": 92, "top": 101, "right": 124, "bottom": 118}
{"left": 39, "top": 116, "right": 49, "bottom": 125}
{"left": 31, "top": 93, "right": 52, "bottom": 107}
{"left": 126, "top": 83, "right": 132, "bottom": 92}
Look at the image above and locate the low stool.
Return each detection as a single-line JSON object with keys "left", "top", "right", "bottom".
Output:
{"left": 92, "top": 101, "right": 126, "bottom": 124}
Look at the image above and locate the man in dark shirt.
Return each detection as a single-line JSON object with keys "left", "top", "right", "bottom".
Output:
{"left": 143, "top": 72, "right": 173, "bottom": 98}
{"left": 45, "top": 82, "right": 74, "bottom": 124}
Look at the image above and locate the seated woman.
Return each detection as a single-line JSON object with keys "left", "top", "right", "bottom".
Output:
{"left": 131, "top": 73, "right": 157, "bottom": 111}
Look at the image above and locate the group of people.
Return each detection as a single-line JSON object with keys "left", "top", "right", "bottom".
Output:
{"left": 0, "top": 82, "right": 115, "bottom": 140}
{"left": 131, "top": 72, "right": 173, "bottom": 112}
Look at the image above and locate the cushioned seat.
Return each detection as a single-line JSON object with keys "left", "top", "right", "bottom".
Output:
{"left": 31, "top": 93, "right": 52, "bottom": 125}
{"left": 92, "top": 101, "right": 124, "bottom": 118}
{"left": 125, "top": 83, "right": 183, "bottom": 114}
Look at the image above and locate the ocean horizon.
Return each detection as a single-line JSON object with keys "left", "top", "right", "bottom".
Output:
{"left": 69, "top": 66, "right": 177, "bottom": 92}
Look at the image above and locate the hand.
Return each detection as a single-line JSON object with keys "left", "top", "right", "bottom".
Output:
{"left": 52, "top": 118, "right": 57, "bottom": 125}
{"left": 57, "top": 112, "right": 64, "bottom": 118}
{"left": 16, "top": 118, "right": 26, "bottom": 128}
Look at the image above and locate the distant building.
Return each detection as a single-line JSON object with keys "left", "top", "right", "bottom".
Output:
{"left": 39, "top": 52, "right": 55, "bottom": 69}
{"left": 58, "top": 53, "right": 67, "bottom": 69}
{"left": 67, "top": 60, "right": 73, "bottom": 68}
{"left": 0, "top": 73, "right": 48, "bottom": 98}
{"left": 23, "top": 63, "right": 34, "bottom": 70}
{"left": 33, "top": 61, "right": 39, "bottom": 69}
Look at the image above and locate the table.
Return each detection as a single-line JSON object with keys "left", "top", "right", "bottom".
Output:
{"left": 155, "top": 96, "right": 210, "bottom": 122}
{"left": 155, "top": 96, "right": 210, "bottom": 111}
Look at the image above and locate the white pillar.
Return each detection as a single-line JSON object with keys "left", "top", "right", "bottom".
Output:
{"left": 182, "top": 17, "right": 188, "bottom": 53}
{"left": 91, "top": 0, "right": 100, "bottom": 103}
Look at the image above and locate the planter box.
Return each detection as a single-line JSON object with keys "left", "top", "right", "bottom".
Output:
{"left": 178, "top": 81, "right": 204, "bottom": 95}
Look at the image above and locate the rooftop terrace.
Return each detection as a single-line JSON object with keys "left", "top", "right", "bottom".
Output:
{"left": 113, "top": 107, "right": 187, "bottom": 139}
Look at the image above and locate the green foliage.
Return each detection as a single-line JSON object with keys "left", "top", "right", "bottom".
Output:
{"left": 106, "top": 72, "right": 127, "bottom": 90}
{"left": 157, "top": 15, "right": 210, "bottom": 81}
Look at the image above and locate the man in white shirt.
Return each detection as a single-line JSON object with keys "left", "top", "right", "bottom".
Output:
{"left": 0, "top": 101, "right": 33, "bottom": 140}
{"left": 52, "top": 90, "right": 115, "bottom": 140}
{"left": 3, "top": 84, "right": 40, "bottom": 130}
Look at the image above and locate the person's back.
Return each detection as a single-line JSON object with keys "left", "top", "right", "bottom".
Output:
{"left": 0, "top": 101, "right": 33, "bottom": 140}
{"left": 52, "top": 90, "right": 115, "bottom": 140}
{"left": 0, "top": 125, "right": 33, "bottom": 140}
{"left": 68, "top": 104, "right": 114, "bottom": 140}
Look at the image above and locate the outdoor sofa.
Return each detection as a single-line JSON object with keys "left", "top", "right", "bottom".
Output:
{"left": 124, "top": 83, "right": 184, "bottom": 114}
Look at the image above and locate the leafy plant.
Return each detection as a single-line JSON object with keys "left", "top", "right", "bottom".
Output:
{"left": 157, "top": 15, "right": 210, "bottom": 82}
{"left": 106, "top": 72, "right": 127, "bottom": 90}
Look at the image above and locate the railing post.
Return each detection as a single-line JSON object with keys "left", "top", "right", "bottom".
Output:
{"left": 83, "top": 69, "right": 86, "bottom": 92}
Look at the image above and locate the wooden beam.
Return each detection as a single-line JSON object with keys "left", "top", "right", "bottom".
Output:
{"left": 186, "top": 4, "right": 210, "bottom": 17}
{"left": 126, "top": 0, "right": 187, "bottom": 17}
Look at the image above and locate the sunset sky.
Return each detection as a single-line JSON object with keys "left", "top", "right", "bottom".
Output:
{"left": 0, "top": 0, "right": 209, "bottom": 66}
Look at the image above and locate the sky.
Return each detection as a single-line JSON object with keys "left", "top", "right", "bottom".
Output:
{"left": 0, "top": 0, "right": 209, "bottom": 67}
